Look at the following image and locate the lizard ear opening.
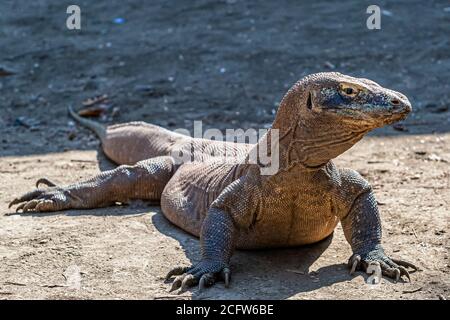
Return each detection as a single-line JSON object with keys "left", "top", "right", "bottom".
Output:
{"left": 306, "top": 92, "right": 313, "bottom": 110}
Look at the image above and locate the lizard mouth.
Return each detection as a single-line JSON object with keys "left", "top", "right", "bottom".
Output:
{"left": 326, "top": 107, "right": 369, "bottom": 119}
{"left": 326, "top": 106, "right": 410, "bottom": 130}
{"left": 384, "top": 110, "right": 409, "bottom": 124}
{"left": 327, "top": 102, "right": 410, "bottom": 120}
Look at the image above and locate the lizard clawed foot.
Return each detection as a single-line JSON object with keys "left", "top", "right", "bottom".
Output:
{"left": 9, "top": 187, "right": 72, "bottom": 213}
{"left": 348, "top": 248, "right": 418, "bottom": 283}
{"left": 166, "top": 262, "right": 230, "bottom": 294}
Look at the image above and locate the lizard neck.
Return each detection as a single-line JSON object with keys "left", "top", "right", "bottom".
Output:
{"left": 252, "top": 81, "right": 368, "bottom": 174}
{"left": 269, "top": 119, "right": 366, "bottom": 171}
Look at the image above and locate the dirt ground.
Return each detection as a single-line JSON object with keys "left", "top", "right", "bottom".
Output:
{"left": 0, "top": 0, "right": 449, "bottom": 300}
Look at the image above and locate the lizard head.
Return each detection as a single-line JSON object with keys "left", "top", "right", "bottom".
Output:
{"left": 271, "top": 72, "right": 412, "bottom": 168}
{"left": 301, "top": 72, "right": 412, "bottom": 130}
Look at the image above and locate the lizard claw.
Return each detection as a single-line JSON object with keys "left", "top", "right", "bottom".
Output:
{"left": 166, "top": 261, "right": 230, "bottom": 293}
{"left": 36, "top": 178, "right": 57, "bottom": 188}
{"left": 221, "top": 267, "right": 231, "bottom": 288}
{"left": 393, "top": 268, "right": 401, "bottom": 283}
{"left": 169, "top": 275, "right": 183, "bottom": 292}
{"left": 398, "top": 265, "right": 411, "bottom": 282}
{"left": 348, "top": 254, "right": 361, "bottom": 275}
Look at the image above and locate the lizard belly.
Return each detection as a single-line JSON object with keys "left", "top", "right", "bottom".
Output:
{"left": 236, "top": 202, "right": 339, "bottom": 249}
{"left": 236, "top": 179, "right": 340, "bottom": 249}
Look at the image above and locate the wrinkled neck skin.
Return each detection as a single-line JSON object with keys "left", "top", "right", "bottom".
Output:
{"left": 271, "top": 115, "right": 367, "bottom": 171}
{"left": 252, "top": 82, "right": 370, "bottom": 175}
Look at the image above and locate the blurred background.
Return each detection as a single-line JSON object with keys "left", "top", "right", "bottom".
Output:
{"left": 0, "top": 0, "right": 449, "bottom": 156}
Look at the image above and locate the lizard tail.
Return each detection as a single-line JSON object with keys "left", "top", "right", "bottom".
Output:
{"left": 68, "top": 105, "right": 106, "bottom": 142}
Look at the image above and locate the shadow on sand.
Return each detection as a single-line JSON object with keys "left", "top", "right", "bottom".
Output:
{"left": 150, "top": 211, "right": 359, "bottom": 299}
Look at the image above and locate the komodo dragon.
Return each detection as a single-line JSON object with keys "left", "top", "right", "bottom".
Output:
{"left": 9, "top": 72, "right": 418, "bottom": 292}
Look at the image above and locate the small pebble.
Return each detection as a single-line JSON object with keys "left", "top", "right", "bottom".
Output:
{"left": 113, "top": 17, "right": 125, "bottom": 24}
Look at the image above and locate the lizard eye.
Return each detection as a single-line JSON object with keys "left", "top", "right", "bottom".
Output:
{"left": 339, "top": 84, "right": 359, "bottom": 97}
{"left": 344, "top": 88, "right": 354, "bottom": 95}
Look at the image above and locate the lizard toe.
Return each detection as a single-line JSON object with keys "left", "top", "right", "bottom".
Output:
{"left": 179, "top": 274, "right": 197, "bottom": 293}
{"left": 198, "top": 273, "right": 215, "bottom": 291}
{"left": 165, "top": 266, "right": 189, "bottom": 281}
{"left": 378, "top": 259, "right": 413, "bottom": 283}
{"left": 9, "top": 189, "right": 44, "bottom": 209}
{"left": 9, "top": 187, "right": 73, "bottom": 213}
{"left": 22, "top": 199, "right": 40, "bottom": 212}
{"left": 349, "top": 248, "right": 417, "bottom": 283}
{"left": 35, "top": 199, "right": 58, "bottom": 212}
{"left": 392, "top": 258, "right": 418, "bottom": 272}
{"left": 15, "top": 202, "right": 26, "bottom": 213}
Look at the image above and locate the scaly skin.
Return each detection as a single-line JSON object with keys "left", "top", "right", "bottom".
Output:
{"left": 9, "top": 72, "right": 417, "bottom": 292}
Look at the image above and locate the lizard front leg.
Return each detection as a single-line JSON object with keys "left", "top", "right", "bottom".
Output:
{"left": 9, "top": 156, "right": 174, "bottom": 213}
{"left": 166, "top": 207, "right": 235, "bottom": 292}
{"left": 166, "top": 171, "right": 261, "bottom": 293}
{"left": 341, "top": 188, "right": 418, "bottom": 283}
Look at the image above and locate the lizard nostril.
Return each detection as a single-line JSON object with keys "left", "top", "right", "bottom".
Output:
{"left": 390, "top": 98, "right": 401, "bottom": 106}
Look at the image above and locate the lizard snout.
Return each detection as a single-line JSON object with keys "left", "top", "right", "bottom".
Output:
{"left": 387, "top": 91, "right": 412, "bottom": 118}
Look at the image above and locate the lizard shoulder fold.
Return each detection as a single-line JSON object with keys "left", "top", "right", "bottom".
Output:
{"left": 334, "top": 168, "right": 373, "bottom": 218}
{"left": 210, "top": 166, "right": 263, "bottom": 230}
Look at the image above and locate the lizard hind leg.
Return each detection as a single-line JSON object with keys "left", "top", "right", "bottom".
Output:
{"left": 102, "top": 122, "right": 187, "bottom": 165}
{"left": 8, "top": 156, "right": 176, "bottom": 213}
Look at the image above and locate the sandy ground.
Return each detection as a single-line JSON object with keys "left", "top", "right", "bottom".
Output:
{"left": 0, "top": 0, "right": 449, "bottom": 299}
